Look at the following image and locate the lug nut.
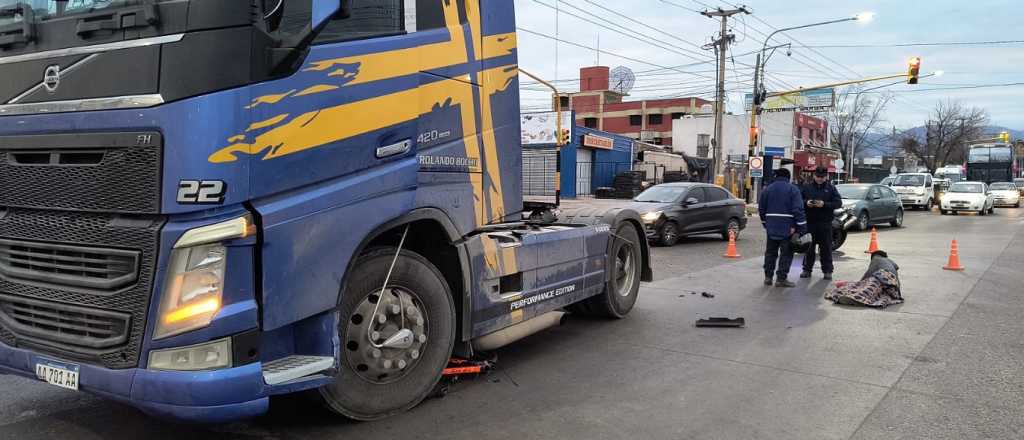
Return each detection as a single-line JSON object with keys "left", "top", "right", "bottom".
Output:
{"left": 371, "top": 331, "right": 381, "bottom": 341}
{"left": 383, "top": 359, "right": 393, "bottom": 369}
{"left": 415, "top": 317, "right": 424, "bottom": 326}
{"left": 371, "top": 349, "right": 382, "bottom": 359}
{"left": 417, "top": 334, "right": 427, "bottom": 343}
{"left": 407, "top": 306, "right": 417, "bottom": 316}
{"left": 410, "top": 350, "right": 419, "bottom": 359}
{"left": 377, "top": 314, "right": 387, "bottom": 324}
{"left": 389, "top": 304, "right": 401, "bottom": 314}
{"left": 397, "top": 359, "right": 407, "bottom": 369}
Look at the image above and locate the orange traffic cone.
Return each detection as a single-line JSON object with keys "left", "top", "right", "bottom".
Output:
{"left": 864, "top": 227, "right": 880, "bottom": 253}
{"left": 723, "top": 230, "right": 741, "bottom": 258}
{"left": 943, "top": 239, "right": 965, "bottom": 271}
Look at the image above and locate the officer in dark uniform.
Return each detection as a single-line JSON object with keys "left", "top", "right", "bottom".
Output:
{"left": 800, "top": 166, "right": 843, "bottom": 279}
{"left": 759, "top": 168, "right": 809, "bottom": 287}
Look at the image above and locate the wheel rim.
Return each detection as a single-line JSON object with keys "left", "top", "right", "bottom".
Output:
{"left": 728, "top": 220, "right": 740, "bottom": 237}
{"left": 896, "top": 210, "right": 903, "bottom": 225}
{"left": 344, "top": 287, "right": 428, "bottom": 384}
{"left": 614, "top": 244, "right": 637, "bottom": 297}
{"left": 663, "top": 224, "right": 677, "bottom": 243}
{"left": 859, "top": 213, "right": 869, "bottom": 229}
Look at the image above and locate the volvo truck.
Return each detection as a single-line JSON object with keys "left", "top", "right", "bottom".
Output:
{"left": 0, "top": 0, "right": 651, "bottom": 422}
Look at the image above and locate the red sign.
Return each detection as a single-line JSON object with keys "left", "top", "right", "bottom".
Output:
{"left": 582, "top": 134, "right": 614, "bottom": 150}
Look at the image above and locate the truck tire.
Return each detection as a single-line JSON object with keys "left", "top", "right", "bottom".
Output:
{"left": 318, "top": 247, "right": 455, "bottom": 421}
{"left": 569, "top": 223, "right": 642, "bottom": 318}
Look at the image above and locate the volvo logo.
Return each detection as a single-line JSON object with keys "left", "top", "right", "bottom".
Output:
{"left": 43, "top": 65, "right": 61, "bottom": 93}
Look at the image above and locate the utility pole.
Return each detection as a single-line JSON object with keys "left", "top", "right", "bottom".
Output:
{"left": 701, "top": 6, "right": 749, "bottom": 182}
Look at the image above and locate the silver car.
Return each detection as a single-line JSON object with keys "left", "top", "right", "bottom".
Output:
{"left": 836, "top": 184, "right": 905, "bottom": 230}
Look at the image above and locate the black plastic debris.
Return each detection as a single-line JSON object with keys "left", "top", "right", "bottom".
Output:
{"left": 701, "top": 292, "right": 715, "bottom": 298}
{"left": 695, "top": 317, "right": 745, "bottom": 328}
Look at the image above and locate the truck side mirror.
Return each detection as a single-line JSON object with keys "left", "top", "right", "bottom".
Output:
{"left": 314, "top": 0, "right": 344, "bottom": 27}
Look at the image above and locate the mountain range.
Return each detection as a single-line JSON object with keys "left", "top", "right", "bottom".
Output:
{"left": 857, "top": 126, "right": 1022, "bottom": 158}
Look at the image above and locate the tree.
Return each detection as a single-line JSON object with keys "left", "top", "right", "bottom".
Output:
{"left": 897, "top": 100, "right": 988, "bottom": 174}
{"left": 828, "top": 89, "right": 894, "bottom": 174}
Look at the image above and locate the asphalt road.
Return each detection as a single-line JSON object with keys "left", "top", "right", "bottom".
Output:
{"left": 2, "top": 207, "right": 1023, "bottom": 439}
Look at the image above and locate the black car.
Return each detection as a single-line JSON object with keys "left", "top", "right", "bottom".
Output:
{"left": 632, "top": 183, "right": 748, "bottom": 246}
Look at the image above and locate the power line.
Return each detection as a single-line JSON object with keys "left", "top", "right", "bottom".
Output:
{"left": 532, "top": 0, "right": 713, "bottom": 66}
{"left": 516, "top": 26, "right": 721, "bottom": 79}
{"left": 581, "top": 0, "right": 715, "bottom": 57}
{"left": 799, "top": 40, "right": 1024, "bottom": 48}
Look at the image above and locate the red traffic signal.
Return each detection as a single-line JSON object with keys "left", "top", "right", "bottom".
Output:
{"left": 907, "top": 57, "right": 921, "bottom": 84}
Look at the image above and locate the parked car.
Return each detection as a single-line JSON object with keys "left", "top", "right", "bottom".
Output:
{"left": 940, "top": 181, "right": 995, "bottom": 215}
{"left": 880, "top": 176, "right": 896, "bottom": 186}
{"left": 891, "top": 173, "right": 935, "bottom": 210}
{"left": 633, "top": 183, "right": 748, "bottom": 246}
{"left": 836, "top": 184, "right": 905, "bottom": 230}
{"left": 989, "top": 182, "right": 1021, "bottom": 207}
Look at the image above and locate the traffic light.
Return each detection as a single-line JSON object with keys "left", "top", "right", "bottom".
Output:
{"left": 907, "top": 57, "right": 921, "bottom": 84}
{"left": 998, "top": 131, "right": 1010, "bottom": 143}
{"left": 556, "top": 128, "right": 571, "bottom": 146}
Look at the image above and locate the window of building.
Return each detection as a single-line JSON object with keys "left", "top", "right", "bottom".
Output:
{"left": 648, "top": 114, "right": 664, "bottom": 125}
{"left": 584, "top": 117, "right": 598, "bottom": 128}
{"left": 671, "top": 112, "right": 685, "bottom": 119}
{"left": 559, "top": 96, "right": 570, "bottom": 108}
{"left": 697, "top": 134, "right": 710, "bottom": 148}
{"left": 315, "top": 0, "right": 405, "bottom": 44}
{"left": 653, "top": 137, "right": 663, "bottom": 145}
{"left": 629, "top": 115, "right": 642, "bottom": 126}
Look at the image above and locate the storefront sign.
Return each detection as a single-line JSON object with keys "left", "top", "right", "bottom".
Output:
{"left": 582, "top": 134, "right": 615, "bottom": 150}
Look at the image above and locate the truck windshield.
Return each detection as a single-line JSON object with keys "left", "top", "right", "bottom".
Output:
{"left": 1, "top": 1, "right": 130, "bottom": 26}
{"left": 968, "top": 147, "right": 990, "bottom": 163}
{"left": 990, "top": 146, "right": 1012, "bottom": 162}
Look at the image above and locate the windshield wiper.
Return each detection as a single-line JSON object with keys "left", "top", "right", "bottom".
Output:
{"left": 0, "top": 2, "right": 36, "bottom": 50}
{"left": 75, "top": 0, "right": 158, "bottom": 39}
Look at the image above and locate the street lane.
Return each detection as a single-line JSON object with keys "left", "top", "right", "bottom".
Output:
{"left": 1, "top": 207, "right": 1021, "bottom": 439}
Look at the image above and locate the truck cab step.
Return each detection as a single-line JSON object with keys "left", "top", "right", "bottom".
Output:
{"left": 262, "top": 355, "right": 334, "bottom": 385}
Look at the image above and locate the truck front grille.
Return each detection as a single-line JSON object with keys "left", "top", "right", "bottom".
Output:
{"left": 0, "top": 132, "right": 162, "bottom": 214}
{"left": 0, "top": 239, "right": 139, "bottom": 292}
{"left": 0, "top": 208, "right": 164, "bottom": 369}
{"left": 0, "top": 294, "right": 130, "bottom": 349}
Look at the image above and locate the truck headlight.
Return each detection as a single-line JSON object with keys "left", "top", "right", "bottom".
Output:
{"left": 641, "top": 211, "right": 663, "bottom": 223}
{"left": 153, "top": 216, "right": 252, "bottom": 340}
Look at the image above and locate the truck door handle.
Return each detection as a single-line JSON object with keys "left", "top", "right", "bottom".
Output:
{"left": 376, "top": 139, "right": 411, "bottom": 158}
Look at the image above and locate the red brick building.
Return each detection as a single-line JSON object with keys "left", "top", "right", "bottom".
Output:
{"left": 557, "top": 66, "right": 712, "bottom": 146}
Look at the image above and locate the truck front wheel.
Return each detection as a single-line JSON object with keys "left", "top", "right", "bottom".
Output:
{"left": 318, "top": 247, "right": 455, "bottom": 421}
{"left": 569, "top": 223, "right": 642, "bottom": 318}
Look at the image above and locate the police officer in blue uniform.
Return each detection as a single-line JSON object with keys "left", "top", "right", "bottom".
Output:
{"left": 800, "top": 166, "right": 843, "bottom": 280}
{"left": 758, "top": 168, "right": 809, "bottom": 287}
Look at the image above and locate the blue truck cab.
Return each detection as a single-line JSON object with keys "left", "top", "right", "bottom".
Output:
{"left": 0, "top": 0, "right": 651, "bottom": 422}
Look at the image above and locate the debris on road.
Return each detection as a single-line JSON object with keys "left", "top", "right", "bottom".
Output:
{"left": 701, "top": 292, "right": 715, "bottom": 298}
{"left": 695, "top": 317, "right": 745, "bottom": 328}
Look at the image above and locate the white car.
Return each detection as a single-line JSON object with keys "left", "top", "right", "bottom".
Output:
{"left": 989, "top": 182, "right": 1021, "bottom": 208}
{"left": 891, "top": 173, "right": 935, "bottom": 210}
{"left": 940, "top": 181, "right": 995, "bottom": 215}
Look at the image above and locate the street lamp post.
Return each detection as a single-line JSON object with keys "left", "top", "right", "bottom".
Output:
{"left": 748, "top": 12, "right": 874, "bottom": 202}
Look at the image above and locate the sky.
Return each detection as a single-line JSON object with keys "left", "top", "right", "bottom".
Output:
{"left": 513, "top": 0, "right": 1024, "bottom": 130}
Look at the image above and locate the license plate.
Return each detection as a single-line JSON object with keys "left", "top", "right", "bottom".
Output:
{"left": 35, "top": 359, "right": 80, "bottom": 391}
